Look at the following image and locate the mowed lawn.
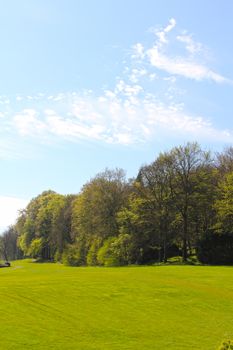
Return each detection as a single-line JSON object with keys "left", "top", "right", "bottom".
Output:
{"left": 0, "top": 261, "right": 233, "bottom": 350}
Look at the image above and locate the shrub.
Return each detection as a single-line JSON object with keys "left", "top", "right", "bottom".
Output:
{"left": 62, "top": 244, "right": 82, "bottom": 266}
{"left": 97, "top": 234, "right": 133, "bottom": 267}
{"left": 110, "top": 233, "right": 133, "bottom": 265}
{"left": 54, "top": 250, "right": 62, "bottom": 263}
{"left": 28, "top": 238, "right": 44, "bottom": 258}
{"left": 197, "top": 230, "right": 233, "bottom": 265}
{"left": 218, "top": 340, "right": 233, "bottom": 349}
{"left": 97, "top": 238, "right": 119, "bottom": 266}
{"left": 86, "top": 237, "right": 102, "bottom": 266}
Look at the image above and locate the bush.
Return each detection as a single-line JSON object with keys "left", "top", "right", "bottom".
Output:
{"left": 110, "top": 233, "right": 133, "bottom": 265}
{"left": 28, "top": 238, "right": 44, "bottom": 258}
{"left": 197, "top": 230, "right": 233, "bottom": 265}
{"left": 218, "top": 340, "right": 233, "bottom": 349}
{"left": 62, "top": 244, "right": 83, "bottom": 266}
{"left": 97, "top": 238, "right": 119, "bottom": 266}
{"left": 54, "top": 250, "right": 62, "bottom": 263}
{"left": 96, "top": 234, "right": 133, "bottom": 267}
{"left": 86, "top": 237, "right": 102, "bottom": 266}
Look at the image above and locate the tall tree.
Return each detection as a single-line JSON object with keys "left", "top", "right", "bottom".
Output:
{"left": 17, "top": 190, "right": 72, "bottom": 260}
{"left": 0, "top": 226, "right": 22, "bottom": 261}
{"left": 71, "top": 168, "right": 128, "bottom": 264}
{"left": 215, "top": 172, "right": 233, "bottom": 233}
{"left": 136, "top": 154, "right": 174, "bottom": 262}
{"left": 167, "top": 142, "right": 212, "bottom": 261}
{"left": 216, "top": 146, "right": 233, "bottom": 175}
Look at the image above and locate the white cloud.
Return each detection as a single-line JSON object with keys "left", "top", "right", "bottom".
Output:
{"left": 115, "top": 80, "right": 143, "bottom": 97}
{"left": 147, "top": 46, "right": 228, "bottom": 83}
{"left": 131, "top": 43, "right": 145, "bottom": 60}
{"left": 13, "top": 109, "right": 47, "bottom": 136}
{"left": 0, "top": 18, "right": 231, "bottom": 153}
{"left": 0, "top": 96, "right": 10, "bottom": 105}
{"left": 46, "top": 113, "right": 106, "bottom": 141}
{"left": 176, "top": 33, "right": 203, "bottom": 55}
{"left": 0, "top": 196, "right": 28, "bottom": 233}
{"left": 129, "top": 68, "right": 147, "bottom": 83}
{"left": 164, "top": 18, "right": 176, "bottom": 33}
{"left": 7, "top": 89, "right": 233, "bottom": 147}
{"left": 155, "top": 18, "right": 176, "bottom": 45}
{"left": 131, "top": 18, "right": 231, "bottom": 84}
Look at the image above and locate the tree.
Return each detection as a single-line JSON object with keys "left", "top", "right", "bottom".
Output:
{"left": 117, "top": 194, "right": 148, "bottom": 264}
{"left": 216, "top": 146, "right": 233, "bottom": 175}
{"left": 10, "top": 142, "right": 233, "bottom": 266}
{"left": 71, "top": 168, "right": 128, "bottom": 264}
{"left": 16, "top": 190, "right": 73, "bottom": 261}
{"left": 136, "top": 154, "right": 175, "bottom": 262}
{"left": 167, "top": 142, "right": 212, "bottom": 261}
{"left": 0, "top": 226, "right": 23, "bottom": 261}
{"left": 215, "top": 172, "right": 233, "bottom": 234}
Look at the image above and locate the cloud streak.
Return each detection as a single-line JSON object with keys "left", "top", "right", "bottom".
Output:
{"left": 5, "top": 88, "right": 233, "bottom": 147}
{"left": 155, "top": 18, "right": 176, "bottom": 45}
{"left": 134, "top": 18, "right": 230, "bottom": 83}
{"left": 147, "top": 46, "right": 228, "bottom": 83}
{"left": 0, "top": 18, "right": 232, "bottom": 155}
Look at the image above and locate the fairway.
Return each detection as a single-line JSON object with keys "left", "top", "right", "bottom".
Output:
{"left": 0, "top": 261, "right": 233, "bottom": 350}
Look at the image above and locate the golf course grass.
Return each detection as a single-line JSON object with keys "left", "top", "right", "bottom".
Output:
{"left": 0, "top": 260, "right": 232, "bottom": 349}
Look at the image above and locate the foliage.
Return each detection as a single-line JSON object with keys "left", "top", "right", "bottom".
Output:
{"left": 0, "top": 226, "right": 23, "bottom": 261}
{"left": 197, "top": 230, "right": 233, "bottom": 265}
{"left": 96, "top": 234, "right": 133, "bottom": 266}
{"left": 27, "top": 238, "right": 44, "bottom": 259}
{"left": 218, "top": 340, "right": 233, "bottom": 350}
{"left": 7, "top": 143, "right": 233, "bottom": 266}
{"left": 62, "top": 244, "right": 83, "bottom": 266}
{"left": 86, "top": 237, "right": 102, "bottom": 265}
{"left": 15, "top": 191, "right": 75, "bottom": 261}
{"left": 71, "top": 168, "right": 127, "bottom": 239}
{"left": 97, "top": 237, "right": 118, "bottom": 266}
{"left": 215, "top": 172, "right": 233, "bottom": 234}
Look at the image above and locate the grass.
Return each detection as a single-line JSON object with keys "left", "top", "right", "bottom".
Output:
{"left": 0, "top": 260, "right": 233, "bottom": 349}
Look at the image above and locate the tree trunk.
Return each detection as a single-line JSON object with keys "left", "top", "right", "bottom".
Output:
{"left": 163, "top": 237, "right": 167, "bottom": 263}
{"left": 183, "top": 213, "right": 188, "bottom": 262}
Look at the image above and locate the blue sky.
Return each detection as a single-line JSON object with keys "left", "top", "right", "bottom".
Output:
{"left": 1, "top": 0, "right": 233, "bottom": 232}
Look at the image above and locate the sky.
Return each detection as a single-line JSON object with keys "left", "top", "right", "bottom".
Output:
{"left": 0, "top": 0, "right": 233, "bottom": 232}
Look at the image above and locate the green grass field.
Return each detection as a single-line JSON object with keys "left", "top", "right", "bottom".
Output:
{"left": 0, "top": 261, "right": 232, "bottom": 350}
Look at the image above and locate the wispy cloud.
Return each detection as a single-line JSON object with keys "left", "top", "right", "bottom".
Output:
{"left": 0, "top": 18, "right": 232, "bottom": 154}
{"left": 147, "top": 47, "right": 227, "bottom": 83}
{"left": 133, "top": 18, "right": 230, "bottom": 84}
{"left": 155, "top": 18, "right": 176, "bottom": 45}
{"left": 5, "top": 88, "right": 233, "bottom": 147}
{"left": 13, "top": 109, "right": 47, "bottom": 136}
{"left": 176, "top": 33, "right": 203, "bottom": 55}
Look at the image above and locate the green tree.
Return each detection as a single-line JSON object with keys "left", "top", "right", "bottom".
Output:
{"left": 71, "top": 168, "right": 128, "bottom": 264}
{"left": 215, "top": 172, "right": 233, "bottom": 233}
{"left": 117, "top": 193, "right": 161, "bottom": 264}
{"left": 216, "top": 146, "right": 233, "bottom": 175}
{"left": 167, "top": 142, "right": 211, "bottom": 261}
{"left": 136, "top": 154, "right": 175, "bottom": 262}
{"left": 0, "top": 226, "right": 22, "bottom": 261}
{"left": 16, "top": 190, "right": 73, "bottom": 261}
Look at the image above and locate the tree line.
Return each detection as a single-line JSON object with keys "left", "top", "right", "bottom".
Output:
{"left": 1, "top": 142, "right": 233, "bottom": 266}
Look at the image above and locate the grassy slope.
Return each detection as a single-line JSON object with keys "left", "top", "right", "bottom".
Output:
{"left": 0, "top": 261, "right": 232, "bottom": 350}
